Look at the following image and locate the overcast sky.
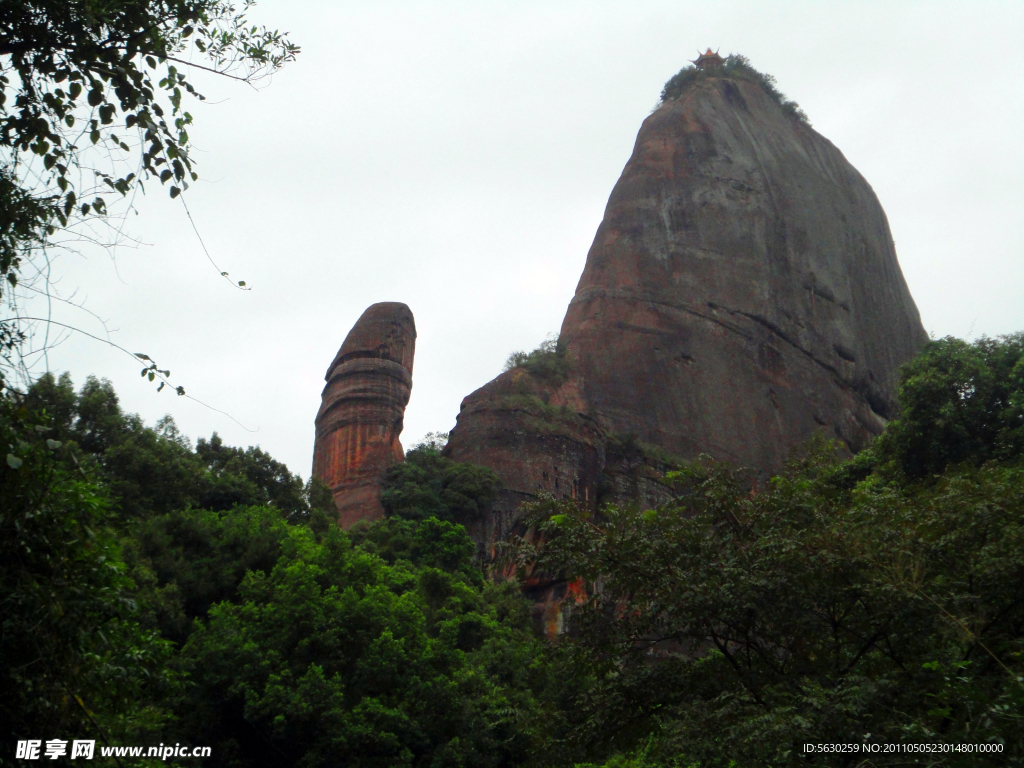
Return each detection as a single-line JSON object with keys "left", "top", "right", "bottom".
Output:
{"left": 37, "top": 0, "right": 1024, "bottom": 479}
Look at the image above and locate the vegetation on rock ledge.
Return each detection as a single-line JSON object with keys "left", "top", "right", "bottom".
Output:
{"left": 660, "top": 53, "right": 809, "bottom": 123}
{"left": 504, "top": 335, "right": 573, "bottom": 385}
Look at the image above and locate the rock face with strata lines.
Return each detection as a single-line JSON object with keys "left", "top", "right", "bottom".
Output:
{"left": 313, "top": 302, "right": 416, "bottom": 528}
{"left": 447, "top": 75, "right": 928, "bottom": 555}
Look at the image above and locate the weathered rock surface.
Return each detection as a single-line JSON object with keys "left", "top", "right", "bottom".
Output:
{"left": 312, "top": 302, "right": 416, "bottom": 528}
{"left": 447, "top": 75, "right": 928, "bottom": 548}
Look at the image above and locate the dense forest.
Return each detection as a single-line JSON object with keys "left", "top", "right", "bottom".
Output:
{"left": 2, "top": 333, "right": 1022, "bottom": 767}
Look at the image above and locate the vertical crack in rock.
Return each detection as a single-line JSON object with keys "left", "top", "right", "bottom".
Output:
{"left": 312, "top": 302, "right": 416, "bottom": 528}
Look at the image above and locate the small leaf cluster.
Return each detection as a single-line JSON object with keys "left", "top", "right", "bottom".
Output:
{"left": 134, "top": 351, "right": 184, "bottom": 394}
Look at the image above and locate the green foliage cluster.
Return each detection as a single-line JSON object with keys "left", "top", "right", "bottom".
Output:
{"left": 659, "top": 53, "right": 809, "bottom": 123}
{"left": 875, "top": 333, "right": 1024, "bottom": 479}
{"left": 2, "top": 371, "right": 549, "bottom": 767}
{"left": 605, "top": 431, "right": 685, "bottom": 468}
{"left": 381, "top": 443, "right": 501, "bottom": 525}
{"left": 178, "top": 520, "right": 548, "bottom": 768}
{"left": 516, "top": 457, "right": 1024, "bottom": 765}
{"left": 130, "top": 504, "right": 294, "bottom": 643}
{"left": 351, "top": 516, "right": 479, "bottom": 579}
{"left": 23, "top": 372, "right": 310, "bottom": 519}
{"left": 503, "top": 336, "right": 572, "bottom": 385}
{"left": 509, "top": 393, "right": 568, "bottom": 417}
{"left": 495, "top": 394, "right": 589, "bottom": 441}
{"left": 0, "top": 396, "right": 176, "bottom": 760}
{"left": 510, "top": 335, "right": 1024, "bottom": 766}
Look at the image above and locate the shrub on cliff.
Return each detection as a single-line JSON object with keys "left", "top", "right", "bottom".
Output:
{"left": 504, "top": 335, "right": 573, "bottom": 385}
{"left": 660, "top": 54, "right": 808, "bottom": 123}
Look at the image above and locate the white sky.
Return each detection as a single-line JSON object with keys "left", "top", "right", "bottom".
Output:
{"left": 37, "top": 0, "right": 1024, "bottom": 480}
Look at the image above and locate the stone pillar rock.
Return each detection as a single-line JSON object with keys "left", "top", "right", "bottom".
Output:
{"left": 312, "top": 302, "right": 416, "bottom": 528}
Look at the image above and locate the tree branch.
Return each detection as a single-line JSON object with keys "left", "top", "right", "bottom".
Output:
{"left": 135, "top": 50, "right": 250, "bottom": 82}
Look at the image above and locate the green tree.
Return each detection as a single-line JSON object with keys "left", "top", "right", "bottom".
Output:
{"left": 1, "top": 0, "right": 297, "bottom": 381}
{"left": 352, "top": 515, "right": 480, "bottom": 579}
{"left": 0, "top": 397, "right": 176, "bottom": 765}
{"left": 195, "top": 432, "right": 306, "bottom": 515}
{"left": 177, "top": 519, "right": 548, "bottom": 768}
{"left": 511, "top": 453, "right": 1024, "bottom": 766}
{"left": 22, "top": 371, "right": 311, "bottom": 519}
{"left": 129, "top": 504, "right": 295, "bottom": 643}
{"left": 15, "top": 372, "right": 334, "bottom": 648}
{"left": 381, "top": 443, "right": 501, "bottom": 525}
{"left": 875, "top": 333, "right": 1024, "bottom": 479}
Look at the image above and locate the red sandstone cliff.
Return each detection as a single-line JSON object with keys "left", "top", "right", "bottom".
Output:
{"left": 447, "top": 75, "right": 928, "bottom": 546}
{"left": 312, "top": 302, "right": 416, "bottom": 528}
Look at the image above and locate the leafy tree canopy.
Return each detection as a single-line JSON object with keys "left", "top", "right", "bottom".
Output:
{"left": 8, "top": 333, "right": 1024, "bottom": 767}
{"left": 0, "top": 396, "right": 176, "bottom": 762}
{"left": 4, "top": 374, "right": 551, "bottom": 767}
{"left": 177, "top": 520, "right": 549, "bottom": 768}
{"left": 875, "top": 333, "right": 1024, "bottom": 480}
{"left": 22, "top": 371, "right": 310, "bottom": 519}
{"left": 381, "top": 442, "right": 501, "bottom": 525}
{"left": 129, "top": 504, "right": 295, "bottom": 643}
{"left": 514, "top": 456, "right": 1024, "bottom": 766}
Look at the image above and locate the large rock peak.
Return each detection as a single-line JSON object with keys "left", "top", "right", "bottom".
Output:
{"left": 447, "top": 75, "right": 928, "bottom": 542}
{"left": 313, "top": 302, "right": 416, "bottom": 528}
